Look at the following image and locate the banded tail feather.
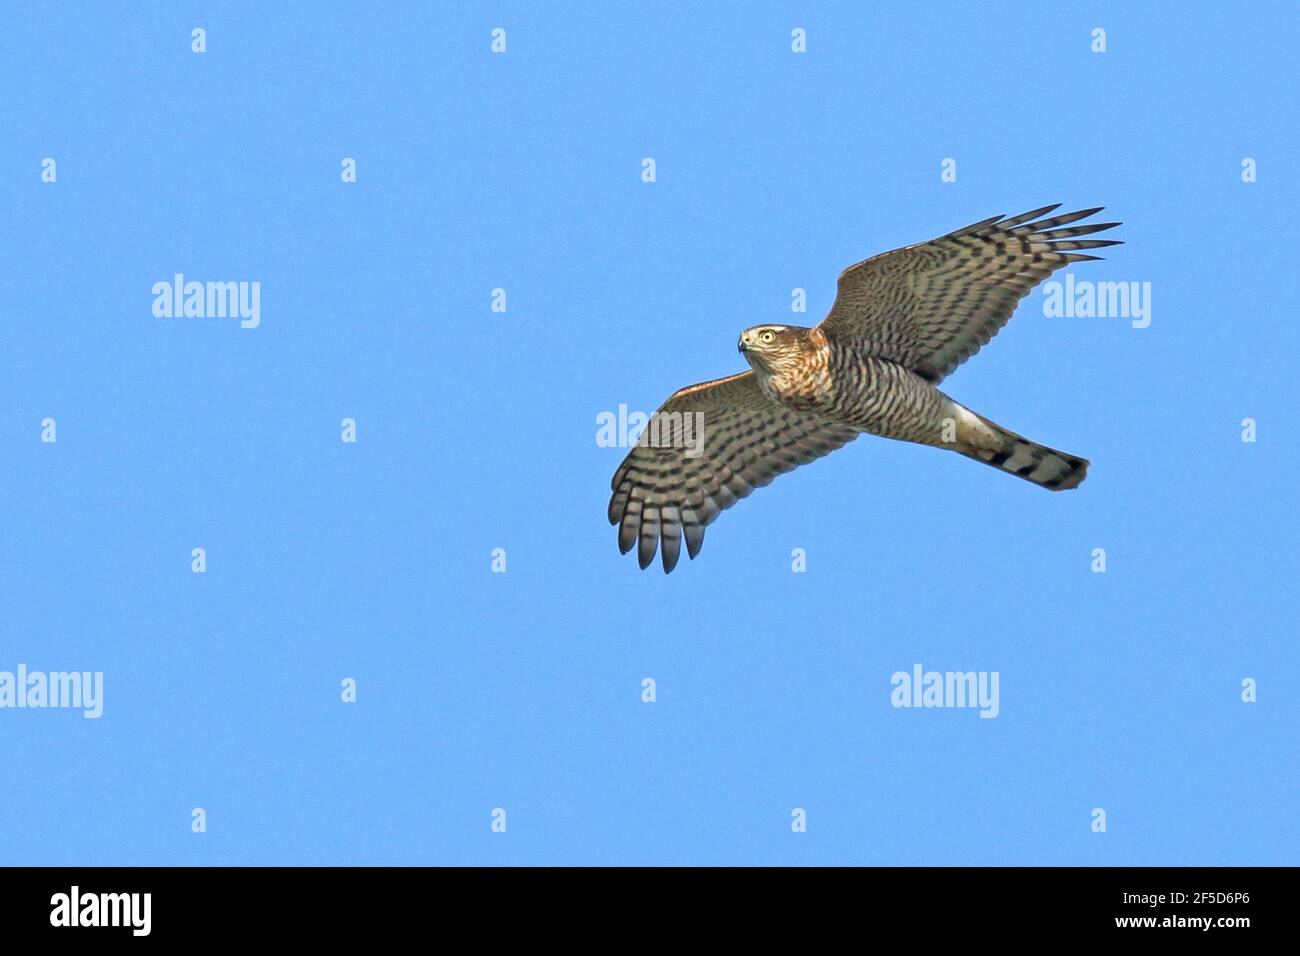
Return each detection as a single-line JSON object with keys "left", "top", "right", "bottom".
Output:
{"left": 956, "top": 410, "right": 1089, "bottom": 491}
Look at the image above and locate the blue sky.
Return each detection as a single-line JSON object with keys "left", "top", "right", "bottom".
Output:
{"left": 2, "top": 2, "right": 1296, "bottom": 865}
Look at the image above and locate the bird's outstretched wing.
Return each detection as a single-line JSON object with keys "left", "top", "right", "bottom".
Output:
{"left": 818, "top": 205, "right": 1122, "bottom": 383}
{"left": 608, "top": 372, "right": 858, "bottom": 572}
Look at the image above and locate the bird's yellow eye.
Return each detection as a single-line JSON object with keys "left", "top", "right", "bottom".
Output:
{"left": 759, "top": 330, "right": 776, "bottom": 344}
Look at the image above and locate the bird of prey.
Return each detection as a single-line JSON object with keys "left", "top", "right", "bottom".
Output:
{"left": 608, "top": 204, "right": 1121, "bottom": 572}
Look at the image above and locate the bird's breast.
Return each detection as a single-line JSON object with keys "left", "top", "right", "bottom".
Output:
{"left": 761, "top": 365, "right": 835, "bottom": 413}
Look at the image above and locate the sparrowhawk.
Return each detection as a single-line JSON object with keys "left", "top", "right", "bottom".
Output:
{"left": 608, "top": 204, "right": 1121, "bottom": 572}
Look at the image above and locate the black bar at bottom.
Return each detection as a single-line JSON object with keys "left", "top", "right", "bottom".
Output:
{"left": 0, "top": 866, "right": 1284, "bottom": 941}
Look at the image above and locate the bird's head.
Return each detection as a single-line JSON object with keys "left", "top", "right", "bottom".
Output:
{"left": 738, "top": 324, "right": 811, "bottom": 375}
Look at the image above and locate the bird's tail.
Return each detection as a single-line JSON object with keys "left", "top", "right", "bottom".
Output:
{"left": 954, "top": 408, "right": 1089, "bottom": 491}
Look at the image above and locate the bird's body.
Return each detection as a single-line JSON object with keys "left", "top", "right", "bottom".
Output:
{"left": 609, "top": 205, "right": 1121, "bottom": 572}
{"left": 751, "top": 329, "right": 1086, "bottom": 488}
{"left": 757, "top": 333, "right": 951, "bottom": 444}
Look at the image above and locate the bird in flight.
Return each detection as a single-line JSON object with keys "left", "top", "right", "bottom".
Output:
{"left": 608, "top": 204, "right": 1121, "bottom": 572}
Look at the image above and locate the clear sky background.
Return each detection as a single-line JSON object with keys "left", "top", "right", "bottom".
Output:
{"left": 2, "top": 2, "right": 1296, "bottom": 865}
